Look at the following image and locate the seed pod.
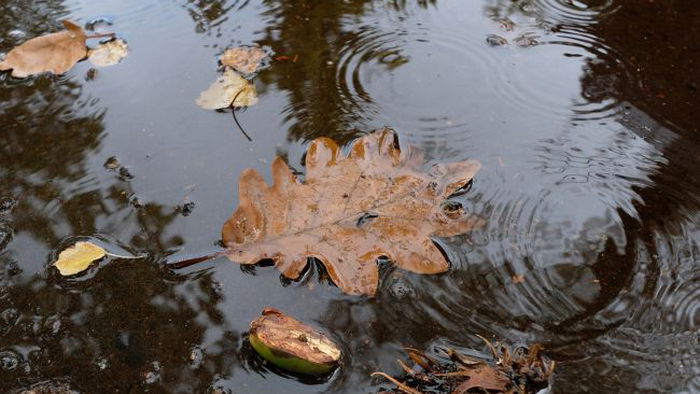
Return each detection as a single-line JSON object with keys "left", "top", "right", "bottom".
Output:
{"left": 249, "top": 308, "right": 341, "bottom": 376}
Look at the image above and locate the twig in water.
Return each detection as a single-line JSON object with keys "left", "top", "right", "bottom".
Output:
{"left": 371, "top": 372, "right": 422, "bottom": 394}
{"left": 230, "top": 89, "right": 252, "bottom": 141}
{"left": 167, "top": 251, "right": 226, "bottom": 269}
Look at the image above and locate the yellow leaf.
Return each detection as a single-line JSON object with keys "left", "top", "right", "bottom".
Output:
{"left": 53, "top": 241, "right": 106, "bottom": 276}
{"left": 88, "top": 39, "right": 128, "bottom": 67}
{"left": 196, "top": 69, "right": 258, "bottom": 110}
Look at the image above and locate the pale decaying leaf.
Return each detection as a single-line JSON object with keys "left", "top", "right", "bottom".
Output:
{"left": 221, "top": 46, "right": 269, "bottom": 74}
{"left": 222, "top": 128, "right": 483, "bottom": 296}
{"left": 0, "top": 20, "right": 87, "bottom": 78}
{"left": 88, "top": 39, "right": 128, "bottom": 67}
{"left": 53, "top": 241, "right": 106, "bottom": 276}
{"left": 196, "top": 69, "right": 258, "bottom": 110}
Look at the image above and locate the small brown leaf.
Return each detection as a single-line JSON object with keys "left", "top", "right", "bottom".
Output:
{"left": 196, "top": 69, "right": 258, "bottom": 110}
{"left": 512, "top": 274, "right": 525, "bottom": 284}
{"left": 222, "top": 129, "right": 483, "bottom": 295}
{"left": 88, "top": 39, "right": 128, "bottom": 67}
{"left": 451, "top": 365, "right": 510, "bottom": 394}
{"left": 53, "top": 241, "right": 106, "bottom": 276}
{"left": 0, "top": 20, "right": 87, "bottom": 78}
{"left": 221, "top": 46, "right": 269, "bottom": 74}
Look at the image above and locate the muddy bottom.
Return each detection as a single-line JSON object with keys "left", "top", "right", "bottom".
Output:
{"left": 1, "top": 0, "right": 699, "bottom": 393}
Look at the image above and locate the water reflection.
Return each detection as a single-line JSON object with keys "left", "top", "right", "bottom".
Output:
{"left": 0, "top": 2, "right": 237, "bottom": 392}
{"left": 185, "top": 0, "right": 246, "bottom": 36}
{"left": 1, "top": 259, "right": 238, "bottom": 392}
{"left": 1, "top": 0, "right": 699, "bottom": 392}
{"left": 256, "top": 0, "right": 426, "bottom": 143}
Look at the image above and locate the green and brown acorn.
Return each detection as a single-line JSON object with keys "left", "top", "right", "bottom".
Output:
{"left": 249, "top": 307, "right": 341, "bottom": 376}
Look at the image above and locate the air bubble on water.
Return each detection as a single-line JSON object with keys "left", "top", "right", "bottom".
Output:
{"left": 0, "top": 221, "right": 13, "bottom": 251}
{"left": 8, "top": 30, "right": 26, "bottom": 40}
{"left": 7, "top": 260, "right": 21, "bottom": 276}
{"left": 44, "top": 316, "right": 62, "bottom": 336}
{"left": 97, "top": 357, "right": 108, "bottom": 370}
{"left": 0, "top": 350, "right": 20, "bottom": 370}
{"left": 1, "top": 308, "right": 19, "bottom": 329}
{"left": 85, "top": 16, "right": 114, "bottom": 31}
{"left": 189, "top": 346, "right": 203, "bottom": 369}
{"left": 390, "top": 278, "right": 413, "bottom": 299}
{"left": 143, "top": 361, "right": 161, "bottom": 384}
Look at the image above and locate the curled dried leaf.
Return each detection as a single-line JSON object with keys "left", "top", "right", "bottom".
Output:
{"left": 221, "top": 46, "right": 269, "bottom": 74}
{"left": 0, "top": 20, "right": 87, "bottom": 78}
{"left": 222, "top": 128, "right": 483, "bottom": 295}
{"left": 88, "top": 39, "right": 128, "bottom": 67}
{"left": 375, "top": 341, "right": 554, "bottom": 394}
{"left": 249, "top": 307, "right": 340, "bottom": 375}
{"left": 196, "top": 69, "right": 258, "bottom": 110}
{"left": 53, "top": 241, "right": 106, "bottom": 276}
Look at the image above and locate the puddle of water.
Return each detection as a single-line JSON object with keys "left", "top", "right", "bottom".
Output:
{"left": 1, "top": 0, "right": 698, "bottom": 392}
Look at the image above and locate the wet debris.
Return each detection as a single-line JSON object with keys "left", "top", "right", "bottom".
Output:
{"left": 373, "top": 338, "right": 554, "bottom": 394}
{"left": 0, "top": 196, "right": 17, "bottom": 214}
{"left": 513, "top": 34, "right": 540, "bottom": 48}
{"left": 103, "top": 156, "right": 121, "bottom": 170}
{"left": 176, "top": 201, "right": 196, "bottom": 216}
{"left": 103, "top": 156, "right": 134, "bottom": 180}
{"left": 19, "top": 382, "right": 78, "bottom": 394}
{"left": 486, "top": 34, "right": 509, "bottom": 47}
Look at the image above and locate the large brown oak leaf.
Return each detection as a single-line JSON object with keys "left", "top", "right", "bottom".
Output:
{"left": 222, "top": 129, "right": 483, "bottom": 295}
{"left": 0, "top": 20, "right": 86, "bottom": 78}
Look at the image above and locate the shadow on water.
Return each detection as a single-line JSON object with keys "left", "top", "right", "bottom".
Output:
{"left": 0, "top": 0, "right": 699, "bottom": 393}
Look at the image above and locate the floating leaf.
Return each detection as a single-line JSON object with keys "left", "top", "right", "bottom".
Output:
{"left": 53, "top": 241, "right": 106, "bottom": 276}
{"left": 196, "top": 69, "right": 258, "bottom": 110}
{"left": 221, "top": 46, "right": 269, "bottom": 74}
{"left": 249, "top": 308, "right": 340, "bottom": 376}
{"left": 0, "top": 20, "right": 87, "bottom": 78}
{"left": 88, "top": 39, "right": 128, "bottom": 67}
{"left": 222, "top": 128, "right": 483, "bottom": 295}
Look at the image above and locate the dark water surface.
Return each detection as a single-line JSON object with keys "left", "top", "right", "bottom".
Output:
{"left": 1, "top": 0, "right": 699, "bottom": 392}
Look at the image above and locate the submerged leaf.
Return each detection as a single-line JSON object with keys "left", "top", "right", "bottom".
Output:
{"left": 249, "top": 307, "right": 340, "bottom": 375}
{"left": 88, "top": 39, "right": 128, "bottom": 67}
{"left": 196, "top": 69, "right": 258, "bottom": 110}
{"left": 0, "top": 20, "right": 87, "bottom": 78}
{"left": 222, "top": 128, "right": 483, "bottom": 295}
{"left": 221, "top": 46, "right": 269, "bottom": 74}
{"left": 53, "top": 241, "right": 106, "bottom": 276}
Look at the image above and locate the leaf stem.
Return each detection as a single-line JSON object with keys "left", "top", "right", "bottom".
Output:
{"left": 167, "top": 251, "right": 226, "bottom": 269}
{"left": 86, "top": 32, "right": 116, "bottom": 40}
{"left": 105, "top": 251, "right": 144, "bottom": 260}
{"left": 230, "top": 90, "right": 252, "bottom": 142}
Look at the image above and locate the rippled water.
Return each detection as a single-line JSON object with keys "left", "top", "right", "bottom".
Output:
{"left": 1, "top": 0, "right": 698, "bottom": 392}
